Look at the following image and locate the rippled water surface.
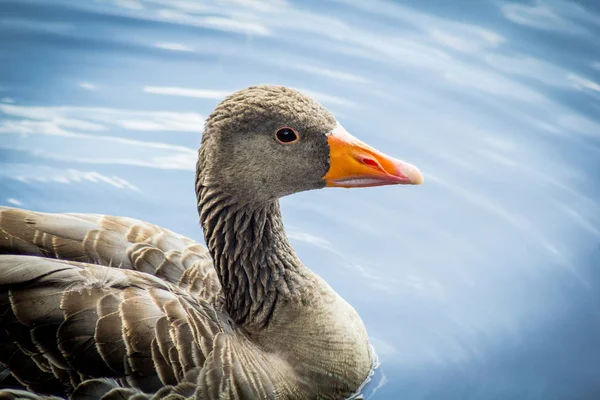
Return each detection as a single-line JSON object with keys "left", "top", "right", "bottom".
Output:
{"left": 2, "top": 0, "right": 600, "bottom": 398}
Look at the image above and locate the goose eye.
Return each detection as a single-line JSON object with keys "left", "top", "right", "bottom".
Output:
{"left": 275, "top": 127, "right": 299, "bottom": 144}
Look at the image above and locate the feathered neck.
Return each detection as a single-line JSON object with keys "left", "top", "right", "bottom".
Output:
{"left": 195, "top": 183, "right": 311, "bottom": 329}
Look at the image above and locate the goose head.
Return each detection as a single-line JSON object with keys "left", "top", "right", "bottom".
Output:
{"left": 198, "top": 85, "right": 423, "bottom": 203}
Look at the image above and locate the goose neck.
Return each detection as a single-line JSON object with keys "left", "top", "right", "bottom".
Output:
{"left": 197, "top": 185, "right": 309, "bottom": 328}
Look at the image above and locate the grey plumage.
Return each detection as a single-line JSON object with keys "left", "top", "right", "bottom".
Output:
{"left": 0, "top": 86, "right": 374, "bottom": 399}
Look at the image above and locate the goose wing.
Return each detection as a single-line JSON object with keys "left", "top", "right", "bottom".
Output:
{"left": 0, "top": 209, "right": 290, "bottom": 399}
{"left": 0, "top": 207, "right": 222, "bottom": 306}
{"left": 0, "top": 255, "right": 230, "bottom": 399}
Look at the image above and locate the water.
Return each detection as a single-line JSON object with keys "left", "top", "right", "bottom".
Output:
{"left": 1, "top": 0, "right": 600, "bottom": 398}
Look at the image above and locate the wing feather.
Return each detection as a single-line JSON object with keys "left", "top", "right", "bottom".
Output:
{"left": 0, "top": 255, "right": 228, "bottom": 397}
{"left": 0, "top": 207, "right": 221, "bottom": 305}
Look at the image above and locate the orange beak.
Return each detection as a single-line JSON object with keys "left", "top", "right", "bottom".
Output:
{"left": 324, "top": 123, "right": 424, "bottom": 188}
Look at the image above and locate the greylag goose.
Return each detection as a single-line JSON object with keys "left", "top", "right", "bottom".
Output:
{"left": 0, "top": 85, "right": 423, "bottom": 399}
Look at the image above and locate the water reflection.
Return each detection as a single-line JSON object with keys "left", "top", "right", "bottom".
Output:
{"left": 1, "top": 0, "right": 600, "bottom": 398}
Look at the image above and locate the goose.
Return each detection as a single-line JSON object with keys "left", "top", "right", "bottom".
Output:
{"left": 0, "top": 85, "right": 423, "bottom": 400}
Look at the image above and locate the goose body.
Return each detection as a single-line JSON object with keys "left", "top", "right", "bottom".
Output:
{"left": 0, "top": 86, "right": 423, "bottom": 399}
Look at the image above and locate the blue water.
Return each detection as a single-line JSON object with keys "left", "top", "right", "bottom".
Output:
{"left": 1, "top": 0, "right": 600, "bottom": 398}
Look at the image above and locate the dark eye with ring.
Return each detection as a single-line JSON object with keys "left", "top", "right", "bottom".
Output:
{"left": 275, "top": 127, "right": 299, "bottom": 144}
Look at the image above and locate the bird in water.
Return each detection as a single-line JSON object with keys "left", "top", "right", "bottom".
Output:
{"left": 0, "top": 85, "right": 423, "bottom": 399}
